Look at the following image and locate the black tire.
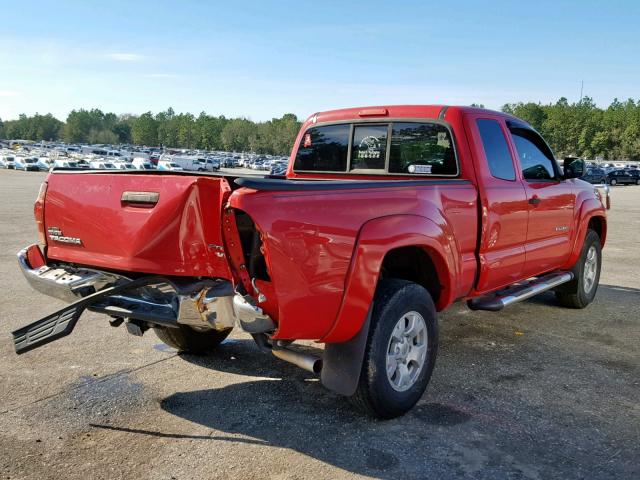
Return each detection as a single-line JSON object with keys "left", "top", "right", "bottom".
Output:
{"left": 636, "top": 179, "right": 640, "bottom": 185}
{"left": 555, "top": 229, "right": 602, "bottom": 309}
{"left": 154, "top": 325, "right": 232, "bottom": 354}
{"left": 610, "top": 178, "right": 617, "bottom": 186}
{"left": 349, "top": 279, "right": 438, "bottom": 419}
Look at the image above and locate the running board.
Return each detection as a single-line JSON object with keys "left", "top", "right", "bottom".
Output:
{"left": 467, "top": 272, "right": 574, "bottom": 312}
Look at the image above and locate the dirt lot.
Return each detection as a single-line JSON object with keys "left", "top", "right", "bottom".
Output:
{"left": 0, "top": 169, "right": 638, "bottom": 480}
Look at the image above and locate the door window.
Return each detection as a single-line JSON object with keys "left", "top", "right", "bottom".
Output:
{"left": 508, "top": 122, "right": 557, "bottom": 181}
{"left": 476, "top": 119, "right": 515, "bottom": 180}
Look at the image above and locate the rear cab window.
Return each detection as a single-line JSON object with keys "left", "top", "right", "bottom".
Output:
{"left": 293, "top": 120, "right": 458, "bottom": 176}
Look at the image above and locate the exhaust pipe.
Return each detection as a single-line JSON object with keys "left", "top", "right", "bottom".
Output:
{"left": 272, "top": 347, "right": 322, "bottom": 374}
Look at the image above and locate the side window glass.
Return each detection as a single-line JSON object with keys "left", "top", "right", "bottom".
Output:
{"left": 508, "top": 123, "right": 557, "bottom": 181}
{"left": 389, "top": 122, "right": 457, "bottom": 175}
{"left": 293, "top": 124, "right": 350, "bottom": 172}
{"left": 350, "top": 124, "right": 388, "bottom": 170}
{"left": 476, "top": 119, "right": 515, "bottom": 181}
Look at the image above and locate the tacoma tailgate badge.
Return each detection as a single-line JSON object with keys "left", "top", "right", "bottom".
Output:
{"left": 47, "top": 227, "right": 83, "bottom": 245}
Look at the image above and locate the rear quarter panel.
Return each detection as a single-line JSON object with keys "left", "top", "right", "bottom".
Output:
{"left": 230, "top": 182, "right": 477, "bottom": 341}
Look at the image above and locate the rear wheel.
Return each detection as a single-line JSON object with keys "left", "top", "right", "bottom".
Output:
{"left": 349, "top": 279, "right": 438, "bottom": 419}
{"left": 610, "top": 178, "right": 617, "bottom": 186}
{"left": 555, "top": 229, "right": 601, "bottom": 309}
{"left": 636, "top": 178, "right": 640, "bottom": 185}
{"left": 154, "top": 325, "right": 232, "bottom": 354}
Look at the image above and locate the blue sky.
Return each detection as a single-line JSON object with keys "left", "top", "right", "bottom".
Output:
{"left": 1, "top": 0, "right": 638, "bottom": 121}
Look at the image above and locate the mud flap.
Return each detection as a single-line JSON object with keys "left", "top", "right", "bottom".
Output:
{"left": 320, "top": 308, "right": 372, "bottom": 396}
{"left": 12, "top": 277, "right": 164, "bottom": 354}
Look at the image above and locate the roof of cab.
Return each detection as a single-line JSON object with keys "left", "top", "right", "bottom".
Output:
{"left": 305, "top": 105, "right": 517, "bottom": 125}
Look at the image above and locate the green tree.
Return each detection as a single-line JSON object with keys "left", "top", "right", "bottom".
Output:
{"left": 131, "top": 112, "right": 159, "bottom": 146}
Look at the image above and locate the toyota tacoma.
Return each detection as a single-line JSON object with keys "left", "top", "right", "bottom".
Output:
{"left": 12, "top": 105, "right": 609, "bottom": 418}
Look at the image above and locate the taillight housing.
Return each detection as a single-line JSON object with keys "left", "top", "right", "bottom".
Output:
{"left": 34, "top": 181, "right": 48, "bottom": 245}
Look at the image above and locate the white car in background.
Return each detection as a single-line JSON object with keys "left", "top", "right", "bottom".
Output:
{"left": 4, "top": 155, "right": 16, "bottom": 169}
{"left": 157, "top": 160, "right": 184, "bottom": 171}
{"left": 53, "top": 160, "right": 80, "bottom": 169}
{"left": 114, "top": 162, "right": 137, "bottom": 170}
{"left": 89, "top": 161, "right": 117, "bottom": 170}
{"left": 132, "top": 158, "right": 155, "bottom": 170}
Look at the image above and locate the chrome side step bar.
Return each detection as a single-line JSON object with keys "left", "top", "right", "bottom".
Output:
{"left": 467, "top": 272, "right": 574, "bottom": 312}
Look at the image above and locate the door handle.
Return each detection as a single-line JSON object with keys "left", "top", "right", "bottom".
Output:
{"left": 528, "top": 196, "right": 541, "bottom": 205}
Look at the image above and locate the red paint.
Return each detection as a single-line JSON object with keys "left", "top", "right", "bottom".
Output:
{"left": 43, "top": 173, "right": 232, "bottom": 279}
{"left": 38, "top": 105, "right": 607, "bottom": 344}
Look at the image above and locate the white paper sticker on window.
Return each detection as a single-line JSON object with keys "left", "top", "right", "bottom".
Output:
{"left": 408, "top": 164, "right": 432, "bottom": 174}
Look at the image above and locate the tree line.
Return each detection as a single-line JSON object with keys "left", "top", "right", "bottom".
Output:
{"left": 1, "top": 97, "right": 640, "bottom": 159}
{"left": 0, "top": 108, "right": 301, "bottom": 156}
{"left": 502, "top": 97, "right": 640, "bottom": 161}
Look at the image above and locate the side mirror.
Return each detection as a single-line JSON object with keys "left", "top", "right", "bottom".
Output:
{"left": 563, "top": 157, "right": 585, "bottom": 179}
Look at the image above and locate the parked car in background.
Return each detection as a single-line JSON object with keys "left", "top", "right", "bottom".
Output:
{"left": 14, "top": 157, "right": 40, "bottom": 171}
{"left": 582, "top": 167, "right": 607, "bottom": 184}
{"left": 35, "top": 158, "right": 54, "bottom": 171}
{"left": 132, "top": 158, "right": 155, "bottom": 170}
{"left": 269, "top": 161, "right": 288, "bottom": 176}
{"left": 53, "top": 160, "right": 79, "bottom": 169}
{"left": 157, "top": 160, "right": 184, "bottom": 171}
{"left": 115, "top": 162, "right": 137, "bottom": 170}
{"left": 607, "top": 169, "right": 637, "bottom": 185}
{"left": 89, "top": 161, "right": 117, "bottom": 170}
{"left": 3, "top": 155, "right": 16, "bottom": 169}
{"left": 626, "top": 169, "right": 640, "bottom": 184}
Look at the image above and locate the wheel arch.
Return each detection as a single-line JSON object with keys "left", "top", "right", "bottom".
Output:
{"left": 320, "top": 214, "right": 456, "bottom": 344}
{"left": 563, "top": 197, "right": 607, "bottom": 270}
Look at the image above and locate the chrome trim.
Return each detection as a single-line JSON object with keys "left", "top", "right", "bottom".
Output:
{"left": 468, "top": 271, "right": 574, "bottom": 311}
{"left": 18, "top": 245, "right": 124, "bottom": 302}
{"left": 272, "top": 348, "right": 322, "bottom": 374}
{"left": 232, "top": 293, "right": 275, "bottom": 333}
{"left": 594, "top": 184, "right": 611, "bottom": 210}
{"left": 178, "top": 288, "right": 236, "bottom": 331}
{"left": 17, "top": 245, "right": 241, "bottom": 332}
{"left": 498, "top": 272, "right": 574, "bottom": 308}
{"left": 121, "top": 191, "right": 160, "bottom": 204}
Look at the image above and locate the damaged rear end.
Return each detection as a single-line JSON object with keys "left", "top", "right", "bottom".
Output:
{"left": 14, "top": 171, "right": 279, "bottom": 354}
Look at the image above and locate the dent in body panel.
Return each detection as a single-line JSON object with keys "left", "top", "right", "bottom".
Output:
{"left": 44, "top": 174, "right": 232, "bottom": 278}
{"left": 231, "top": 183, "right": 477, "bottom": 341}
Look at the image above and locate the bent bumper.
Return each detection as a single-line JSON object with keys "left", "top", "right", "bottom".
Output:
{"left": 17, "top": 244, "right": 274, "bottom": 334}
{"left": 18, "top": 244, "right": 122, "bottom": 302}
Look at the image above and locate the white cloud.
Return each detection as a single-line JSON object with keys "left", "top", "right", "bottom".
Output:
{"left": 106, "top": 53, "right": 143, "bottom": 62}
{"left": 0, "top": 90, "right": 20, "bottom": 97}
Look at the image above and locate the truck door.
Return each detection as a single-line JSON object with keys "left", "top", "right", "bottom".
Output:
{"left": 505, "top": 121, "right": 576, "bottom": 276}
{"left": 466, "top": 115, "right": 529, "bottom": 293}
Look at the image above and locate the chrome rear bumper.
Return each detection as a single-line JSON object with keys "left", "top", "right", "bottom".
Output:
{"left": 17, "top": 244, "right": 275, "bottom": 333}
{"left": 18, "top": 245, "right": 122, "bottom": 302}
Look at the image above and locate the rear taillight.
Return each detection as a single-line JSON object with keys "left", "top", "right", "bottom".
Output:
{"left": 34, "top": 182, "right": 48, "bottom": 245}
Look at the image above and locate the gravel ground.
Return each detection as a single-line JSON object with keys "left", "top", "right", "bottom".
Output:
{"left": 0, "top": 169, "right": 638, "bottom": 480}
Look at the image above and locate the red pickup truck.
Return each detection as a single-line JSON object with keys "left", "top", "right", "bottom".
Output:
{"left": 14, "top": 105, "right": 609, "bottom": 418}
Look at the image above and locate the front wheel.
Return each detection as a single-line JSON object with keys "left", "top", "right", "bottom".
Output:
{"left": 349, "top": 279, "right": 438, "bottom": 418}
{"left": 636, "top": 179, "right": 640, "bottom": 185}
{"left": 555, "top": 229, "right": 602, "bottom": 308}
{"left": 154, "top": 325, "right": 232, "bottom": 354}
{"left": 610, "top": 178, "right": 617, "bottom": 186}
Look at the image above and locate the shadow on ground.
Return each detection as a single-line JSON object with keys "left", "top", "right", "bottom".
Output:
{"left": 89, "top": 283, "right": 639, "bottom": 479}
